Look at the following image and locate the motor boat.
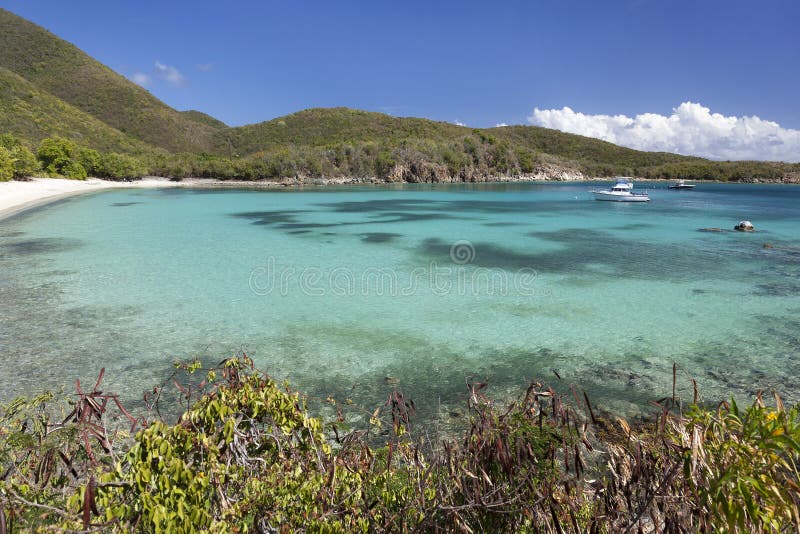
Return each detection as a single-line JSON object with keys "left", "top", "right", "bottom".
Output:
{"left": 591, "top": 179, "right": 650, "bottom": 202}
{"left": 668, "top": 180, "right": 695, "bottom": 190}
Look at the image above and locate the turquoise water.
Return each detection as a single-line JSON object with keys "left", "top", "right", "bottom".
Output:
{"left": 1, "top": 182, "right": 799, "bottom": 420}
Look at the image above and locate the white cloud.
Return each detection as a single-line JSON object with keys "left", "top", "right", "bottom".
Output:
{"left": 528, "top": 102, "right": 800, "bottom": 162}
{"left": 154, "top": 61, "right": 185, "bottom": 86}
{"left": 454, "top": 120, "right": 466, "bottom": 127}
{"left": 495, "top": 123, "right": 508, "bottom": 128}
{"left": 130, "top": 72, "right": 151, "bottom": 87}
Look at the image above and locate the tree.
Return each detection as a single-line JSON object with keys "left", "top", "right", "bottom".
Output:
{"left": 98, "top": 152, "right": 146, "bottom": 179}
{"left": 11, "top": 145, "right": 39, "bottom": 178}
{"left": 37, "top": 137, "right": 81, "bottom": 178}
{"left": 0, "top": 133, "right": 25, "bottom": 150}
{"left": 76, "top": 147, "right": 101, "bottom": 176}
{"left": 0, "top": 146, "right": 14, "bottom": 181}
{"left": 0, "top": 134, "right": 38, "bottom": 179}
{"left": 62, "top": 159, "right": 87, "bottom": 179}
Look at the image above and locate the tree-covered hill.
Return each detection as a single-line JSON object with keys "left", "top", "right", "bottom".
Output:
{"left": 225, "top": 107, "right": 467, "bottom": 154}
{"left": 490, "top": 125, "right": 705, "bottom": 174}
{"left": 0, "top": 67, "right": 153, "bottom": 153}
{"left": 223, "top": 107, "right": 798, "bottom": 182}
{"left": 1, "top": 7, "right": 798, "bottom": 183}
{"left": 0, "top": 8, "right": 223, "bottom": 154}
{"left": 181, "top": 110, "right": 229, "bottom": 130}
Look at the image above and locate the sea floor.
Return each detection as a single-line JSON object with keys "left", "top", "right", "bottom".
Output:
{"left": 1, "top": 182, "right": 798, "bottom": 422}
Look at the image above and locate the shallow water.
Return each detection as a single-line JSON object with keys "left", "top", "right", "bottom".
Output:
{"left": 1, "top": 182, "right": 798, "bottom": 420}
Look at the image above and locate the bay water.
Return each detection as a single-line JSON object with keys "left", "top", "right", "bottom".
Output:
{"left": 1, "top": 182, "right": 798, "bottom": 422}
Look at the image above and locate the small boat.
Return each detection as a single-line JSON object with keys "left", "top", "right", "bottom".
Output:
{"left": 668, "top": 180, "right": 695, "bottom": 190}
{"left": 591, "top": 179, "right": 650, "bottom": 202}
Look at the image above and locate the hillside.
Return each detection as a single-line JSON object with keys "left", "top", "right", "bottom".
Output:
{"left": 0, "top": 8, "right": 222, "bottom": 153}
{"left": 230, "top": 107, "right": 687, "bottom": 169}
{"left": 225, "top": 107, "right": 467, "bottom": 154}
{"left": 1, "top": 8, "right": 797, "bottom": 183}
{"left": 221, "top": 107, "right": 798, "bottom": 183}
{"left": 489, "top": 125, "right": 704, "bottom": 173}
{"left": 0, "top": 67, "right": 153, "bottom": 153}
{"left": 182, "top": 110, "right": 228, "bottom": 130}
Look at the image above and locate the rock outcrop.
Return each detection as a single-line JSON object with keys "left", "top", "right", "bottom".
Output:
{"left": 383, "top": 162, "right": 585, "bottom": 184}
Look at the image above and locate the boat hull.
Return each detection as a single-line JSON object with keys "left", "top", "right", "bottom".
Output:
{"left": 592, "top": 191, "right": 650, "bottom": 202}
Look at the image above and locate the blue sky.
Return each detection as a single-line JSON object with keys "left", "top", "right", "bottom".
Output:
{"left": 3, "top": 0, "right": 800, "bottom": 159}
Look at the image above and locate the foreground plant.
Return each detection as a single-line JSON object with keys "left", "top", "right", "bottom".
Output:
{"left": 93, "top": 356, "right": 390, "bottom": 532}
{"left": 678, "top": 394, "right": 800, "bottom": 530}
{"left": 1, "top": 356, "right": 799, "bottom": 532}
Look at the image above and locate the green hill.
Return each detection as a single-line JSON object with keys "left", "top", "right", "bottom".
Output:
{"left": 226, "top": 107, "right": 466, "bottom": 154}
{"left": 0, "top": 7, "right": 797, "bottom": 182}
{"left": 0, "top": 67, "right": 153, "bottom": 153}
{"left": 182, "top": 110, "right": 228, "bottom": 130}
{"left": 221, "top": 107, "right": 797, "bottom": 182}
{"left": 230, "top": 107, "right": 684, "bottom": 169}
{"left": 0, "top": 8, "right": 222, "bottom": 154}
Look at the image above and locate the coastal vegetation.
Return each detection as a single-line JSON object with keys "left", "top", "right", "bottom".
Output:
{"left": 1, "top": 355, "right": 798, "bottom": 532}
{"left": 0, "top": 134, "right": 37, "bottom": 181}
{"left": 2, "top": 8, "right": 799, "bottom": 184}
{"left": 3, "top": 127, "right": 799, "bottom": 185}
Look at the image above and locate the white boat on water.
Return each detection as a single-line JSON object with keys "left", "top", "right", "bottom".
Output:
{"left": 591, "top": 179, "right": 650, "bottom": 202}
{"left": 668, "top": 180, "right": 695, "bottom": 190}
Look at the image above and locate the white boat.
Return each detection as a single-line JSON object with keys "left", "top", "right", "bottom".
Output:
{"left": 591, "top": 179, "right": 650, "bottom": 202}
{"left": 668, "top": 180, "right": 695, "bottom": 190}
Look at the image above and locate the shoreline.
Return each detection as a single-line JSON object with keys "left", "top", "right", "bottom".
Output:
{"left": 1, "top": 175, "right": 796, "bottom": 222}
{"left": 0, "top": 177, "right": 185, "bottom": 222}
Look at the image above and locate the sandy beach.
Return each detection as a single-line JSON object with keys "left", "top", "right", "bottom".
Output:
{"left": 0, "top": 176, "right": 378, "bottom": 221}
{"left": 0, "top": 177, "right": 187, "bottom": 221}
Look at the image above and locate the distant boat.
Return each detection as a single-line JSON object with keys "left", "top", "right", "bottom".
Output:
{"left": 591, "top": 178, "right": 650, "bottom": 202}
{"left": 668, "top": 180, "right": 695, "bottom": 190}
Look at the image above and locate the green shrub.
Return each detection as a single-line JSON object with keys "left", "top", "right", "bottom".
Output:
{"left": 94, "top": 357, "right": 383, "bottom": 532}
{"left": 2, "top": 358, "right": 799, "bottom": 532}
{"left": 98, "top": 152, "right": 146, "bottom": 179}
{"left": 62, "top": 159, "right": 87, "bottom": 180}
{"left": 0, "top": 146, "right": 13, "bottom": 181}
{"left": 76, "top": 146, "right": 101, "bottom": 176}
{"left": 0, "top": 133, "right": 38, "bottom": 179}
{"left": 678, "top": 396, "right": 800, "bottom": 530}
{"left": 37, "top": 136, "right": 83, "bottom": 178}
{"left": 11, "top": 145, "right": 39, "bottom": 178}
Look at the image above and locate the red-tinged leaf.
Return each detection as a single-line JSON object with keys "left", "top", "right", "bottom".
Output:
{"left": 584, "top": 391, "right": 597, "bottom": 424}
{"left": 82, "top": 483, "right": 91, "bottom": 528}
{"left": 89, "top": 476, "right": 99, "bottom": 515}
{"left": 82, "top": 433, "right": 96, "bottom": 465}
{"left": 173, "top": 379, "right": 189, "bottom": 396}
{"left": 93, "top": 368, "right": 105, "bottom": 392}
{"left": 58, "top": 451, "right": 78, "bottom": 479}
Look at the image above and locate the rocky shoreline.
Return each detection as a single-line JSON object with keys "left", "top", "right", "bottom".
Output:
{"left": 169, "top": 162, "right": 800, "bottom": 186}
{"left": 4, "top": 167, "right": 798, "bottom": 221}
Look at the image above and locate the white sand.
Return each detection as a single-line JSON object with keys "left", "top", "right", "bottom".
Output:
{"left": 0, "top": 177, "right": 182, "bottom": 221}
{"left": 0, "top": 176, "right": 369, "bottom": 221}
